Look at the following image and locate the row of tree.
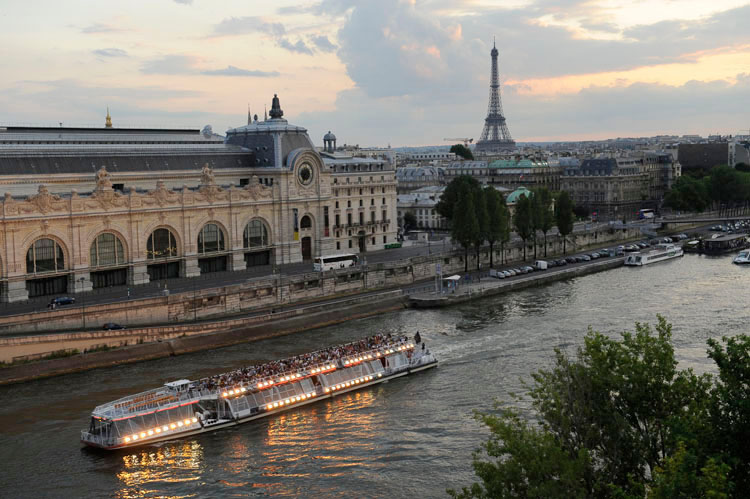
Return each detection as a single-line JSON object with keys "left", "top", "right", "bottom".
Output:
{"left": 436, "top": 176, "right": 510, "bottom": 272}
{"left": 449, "top": 318, "right": 750, "bottom": 498}
{"left": 665, "top": 165, "right": 750, "bottom": 215}
{"left": 435, "top": 176, "right": 575, "bottom": 270}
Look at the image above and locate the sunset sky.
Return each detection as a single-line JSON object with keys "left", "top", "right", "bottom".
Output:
{"left": 1, "top": 0, "right": 749, "bottom": 146}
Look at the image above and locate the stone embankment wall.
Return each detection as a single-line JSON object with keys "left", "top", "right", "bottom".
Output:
{"left": 0, "top": 292, "right": 407, "bottom": 385}
{"left": 0, "top": 226, "right": 643, "bottom": 336}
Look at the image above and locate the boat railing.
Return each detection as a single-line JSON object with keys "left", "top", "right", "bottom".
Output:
{"left": 95, "top": 336, "right": 414, "bottom": 419}
{"left": 81, "top": 431, "right": 108, "bottom": 447}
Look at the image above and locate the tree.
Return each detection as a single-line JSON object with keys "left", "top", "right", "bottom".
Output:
{"left": 474, "top": 188, "right": 488, "bottom": 270}
{"left": 513, "top": 194, "right": 533, "bottom": 261}
{"left": 403, "top": 211, "right": 417, "bottom": 231}
{"left": 532, "top": 187, "right": 554, "bottom": 258}
{"left": 452, "top": 183, "right": 479, "bottom": 272}
{"left": 450, "top": 144, "right": 474, "bottom": 160}
{"left": 437, "top": 175, "right": 482, "bottom": 223}
{"left": 529, "top": 191, "right": 540, "bottom": 259}
{"left": 664, "top": 175, "right": 710, "bottom": 213}
{"left": 448, "top": 317, "right": 748, "bottom": 499}
{"left": 707, "top": 334, "right": 750, "bottom": 491}
{"left": 555, "top": 191, "right": 574, "bottom": 254}
{"left": 485, "top": 187, "right": 508, "bottom": 267}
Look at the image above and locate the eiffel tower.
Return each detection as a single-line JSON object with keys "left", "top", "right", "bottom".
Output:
{"left": 475, "top": 40, "right": 515, "bottom": 153}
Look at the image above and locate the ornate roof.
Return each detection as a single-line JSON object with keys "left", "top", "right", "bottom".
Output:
{"left": 506, "top": 186, "right": 532, "bottom": 204}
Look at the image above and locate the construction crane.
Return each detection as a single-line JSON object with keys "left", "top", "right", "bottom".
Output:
{"left": 444, "top": 138, "right": 473, "bottom": 147}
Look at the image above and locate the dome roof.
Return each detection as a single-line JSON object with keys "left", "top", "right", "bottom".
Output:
{"left": 506, "top": 186, "right": 532, "bottom": 204}
{"left": 324, "top": 130, "right": 336, "bottom": 141}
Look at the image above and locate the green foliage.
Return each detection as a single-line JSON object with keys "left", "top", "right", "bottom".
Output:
{"left": 707, "top": 335, "right": 750, "bottom": 491}
{"left": 474, "top": 188, "right": 489, "bottom": 269}
{"left": 555, "top": 191, "right": 575, "bottom": 254}
{"left": 513, "top": 194, "right": 533, "bottom": 260}
{"left": 650, "top": 442, "right": 730, "bottom": 499}
{"left": 664, "top": 175, "right": 710, "bottom": 212}
{"left": 450, "top": 318, "right": 750, "bottom": 498}
{"left": 447, "top": 407, "right": 592, "bottom": 499}
{"left": 664, "top": 165, "right": 750, "bottom": 213}
{"left": 531, "top": 187, "right": 554, "bottom": 257}
{"left": 485, "top": 187, "right": 510, "bottom": 266}
{"left": 437, "top": 175, "right": 482, "bottom": 222}
{"left": 452, "top": 183, "right": 480, "bottom": 272}
{"left": 450, "top": 144, "right": 475, "bottom": 160}
{"left": 403, "top": 211, "right": 417, "bottom": 230}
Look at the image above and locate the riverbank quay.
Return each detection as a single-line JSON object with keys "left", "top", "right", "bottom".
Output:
{"left": 409, "top": 257, "right": 626, "bottom": 308}
{"left": 0, "top": 252, "right": 630, "bottom": 384}
{"left": 0, "top": 290, "right": 407, "bottom": 385}
{"left": 0, "top": 224, "right": 648, "bottom": 336}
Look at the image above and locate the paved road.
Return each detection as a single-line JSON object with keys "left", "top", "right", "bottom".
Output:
{"left": 0, "top": 220, "right": 632, "bottom": 318}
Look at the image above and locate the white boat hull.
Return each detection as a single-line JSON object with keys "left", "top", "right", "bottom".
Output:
{"left": 82, "top": 354, "right": 438, "bottom": 451}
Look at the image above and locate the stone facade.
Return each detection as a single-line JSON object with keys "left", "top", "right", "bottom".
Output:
{"left": 0, "top": 97, "right": 397, "bottom": 302}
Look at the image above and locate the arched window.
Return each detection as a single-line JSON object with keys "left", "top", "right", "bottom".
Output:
{"left": 197, "top": 223, "right": 225, "bottom": 254}
{"left": 300, "top": 215, "right": 312, "bottom": 229}
{"left": 244, "top": 220, "right": 269, "bottom": 247}
{"left": 27, "top": 238, "right": 65, "bottom": 273}
{"left": 90, "top": 233, "right": 125, "bottom": 267}
{"left": 147, "top": 228, "right": 177, "bottom": 259}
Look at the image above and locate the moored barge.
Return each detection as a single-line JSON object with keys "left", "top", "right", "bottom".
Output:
{"left": 81, "top": 334, "right": 437, "bottom": 450}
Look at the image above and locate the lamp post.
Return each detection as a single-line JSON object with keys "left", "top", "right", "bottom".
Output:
{"left": 78, "top": 277, "right": 86, "bottom": 330}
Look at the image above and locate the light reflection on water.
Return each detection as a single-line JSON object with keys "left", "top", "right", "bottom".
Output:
{"left": 1, "top": 253, "right": 749, "bottom": 497}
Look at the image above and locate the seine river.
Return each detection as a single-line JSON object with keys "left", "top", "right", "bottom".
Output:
{"left": 1, "top": 253, "right": 748, "bottom": 498}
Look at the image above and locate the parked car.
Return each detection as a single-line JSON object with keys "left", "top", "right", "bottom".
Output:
{"left": 102, "top": 323, "right": 125, "bottom": 330}
{"left": 581, "top": 255, "right": 591, "bottom": 261}
{"left": 534, "top": 260, "right": 548, "bottom": 270}
{"left": 566, "top": 256, "right": 577, "bottom": 264}
{"left": 49, "top": 296, "right": 75, "bottom": 306}
{"left": 556, "top": 258, "right": 568, "bottom": 266}
{"left": 590, "top": 252, "right": 600, "bottom": 259}
{"left": 522, "top": 266, "right": 535, "bottom": 273}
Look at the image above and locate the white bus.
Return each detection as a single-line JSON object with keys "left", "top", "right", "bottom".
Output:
{"left": 313, "top": 253, "right": 359, "bottom": 271}
{"left": 638, "top": 209, "right": 655, "bottom": 220}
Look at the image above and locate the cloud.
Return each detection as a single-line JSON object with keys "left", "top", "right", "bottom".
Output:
{"left": 80, "top": 23, "right": 124, "bottom": 34}
{"left": 92, "top": 48, "right": 128, "bottom": 58}
{"left": 200, "top": 65, "right": 280, "bottom": 77}
{"left": 173, "top": 0, "right": 193, "bottom": 4}
{"left": 278, "top": 38, "right": 314, "bottom": 55}
{"left": 140, "top": 55, "right": 199, "bottom": 75}
{"left": 211, "top": 16, "right": 285, "bottom": 38}
{"left": 210, "top": 16, "right": 328, "bottom": 56}
{"left": 311, "top": 35, "right": 336, "bottom": 52}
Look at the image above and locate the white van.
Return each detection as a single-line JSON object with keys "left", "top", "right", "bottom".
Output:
{"left": 533, "top": 260, "right": 548, "bottom": 270}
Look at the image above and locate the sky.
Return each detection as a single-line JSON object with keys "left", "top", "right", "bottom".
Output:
{"left": 1, "top": 0, "right": 749, "bottom": 146}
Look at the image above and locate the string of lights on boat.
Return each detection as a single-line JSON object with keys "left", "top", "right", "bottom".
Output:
{"left": 115, "top": 342, "right": 416, "bottom": 445}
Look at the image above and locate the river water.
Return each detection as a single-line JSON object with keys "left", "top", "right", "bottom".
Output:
{"left": 1, "top": 253, "right": 748, "bottom": 498}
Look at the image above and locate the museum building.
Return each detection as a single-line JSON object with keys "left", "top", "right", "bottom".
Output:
{"left": 0, "top": 95, "right": 396, "bottom": 302}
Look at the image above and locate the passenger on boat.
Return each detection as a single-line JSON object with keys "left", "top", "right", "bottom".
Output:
{"left": 192, "top": 333, "right": 411, "bottom": 393}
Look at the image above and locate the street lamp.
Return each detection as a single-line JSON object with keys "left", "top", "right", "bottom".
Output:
{"left": 78, "top": 277, "right": 86, "bottom": 330}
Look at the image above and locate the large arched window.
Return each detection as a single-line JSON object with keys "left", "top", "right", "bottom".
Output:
{"left": 147, "top": 228, "right": 177, "bottom": 259}
{"left": 90, "top": 233, "right": 125, "bottom": 267}
{"left": 243, "top": 220, "right": 269, "bottom": 248}
{"left": 27, "top": 238, "right": 65, "bottom": 273}
{"left": 300, "top": 215, "right": 312, "bottom": 229}
{"left": 197, "top": 223, "right": 225, "bottom": 254}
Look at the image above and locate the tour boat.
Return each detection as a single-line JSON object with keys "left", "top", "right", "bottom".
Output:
{"left": 733, "top": 250, "right": 750, "bottom": 264}
{"left": 81, "top": 335, "right": 437, "bottom": 450}
{"left": 624, "top": 243, "right": 684, "bottom": 266}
